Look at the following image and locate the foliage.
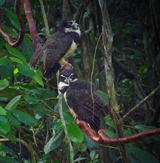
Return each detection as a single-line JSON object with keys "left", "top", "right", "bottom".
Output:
{"left": 0, "top": 0, "right": 160, "bottom": 163}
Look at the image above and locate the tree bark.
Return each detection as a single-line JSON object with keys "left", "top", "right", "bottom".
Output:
{"left": 98, "top": 0, "right": 130, "bottom": 163}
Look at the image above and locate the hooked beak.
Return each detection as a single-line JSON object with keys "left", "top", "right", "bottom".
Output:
{"left": 71, "top": 22, "right": 79, "bottom": 30}
{"left": 64, "top": 77, "right": 71, "bottom": 84}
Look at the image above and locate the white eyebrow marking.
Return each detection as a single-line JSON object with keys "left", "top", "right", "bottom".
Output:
{"left": 69, "top": 73, "right": 74, "bottom": 77}
{"left": 60, "top": 75, "right": 67, "bottom": 78}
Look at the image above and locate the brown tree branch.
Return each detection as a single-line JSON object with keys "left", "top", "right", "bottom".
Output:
{"left": 21, "top": 0, "right": 41, "bottom": 51}
{"left": 76, "top": 118, "right": 160, "bottom": 145}
{"left": 0, "top": 0, "right": 25, "bottom": 47}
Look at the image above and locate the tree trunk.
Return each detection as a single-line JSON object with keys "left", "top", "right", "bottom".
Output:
{"left": 98, "top": 0, "right": 130, "bottom": 162}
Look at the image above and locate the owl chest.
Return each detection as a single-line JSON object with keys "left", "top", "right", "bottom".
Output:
{"left": 64, "top": 41, "right": 77, "bottom": 59}
{"left": 64, "top": 91, "right": 77, "bottom": 119}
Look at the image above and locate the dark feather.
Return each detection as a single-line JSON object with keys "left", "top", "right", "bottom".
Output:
{"left": 65, "top": 79, "right": 109, "bottom": 132}
{"left": 29, "top": 18, "right": 80, "bottom": 79}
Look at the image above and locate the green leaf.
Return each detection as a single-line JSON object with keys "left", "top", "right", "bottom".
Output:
{"left": 6, "top": 44, "right": 26, "bottom": 62}
{"left": 5, "top": 95, "right": 21, "bottom": 111}
{"left": 17, "top": 63, "right": 35, "bottom": 77}
{"left": 98, "top": 90, "right": 109, "bottom": 104}
{"left": 33, "top": 71, "right": 44, "bottom": 87}
{"left": 83, "top": 132, "right": 99, "bottom": 148}
{"left": 54, "top": 122, "right": 63, "bottom": 130}
{"left": 128, "top": 147, "right": 159, "bottom": 163}
{"left": 44, "top": 129, "right": 65, "bottom": 154}
{"left": 0, "top": 156, "right": 19, "bottom": 163}
{"left": 67, "top": 122, "right": 84, "bottom": 143}
{"left": 0, "top": 115, "right": 10, "bottom": 134}
{"left": 5, "top": 132, "right": 17, "bottom": 142}
{"left": 6, "top": 10, "right": 20, "bottom": 29}
{"left": 90, "top": 150, "right": 96, "bottom": 160}
{"left": 134, "top": 125, "right": 156, "bottom": 132}
{"left": 25, "top": 95, "right": 38, "bottom": 104}
{"left": 74, "top": 141, "right": 87, "bottom": 152}
{"left": 0, "top": 80, "right": 9, "bottom": 90}
{"left": 0, "top": 61, "right": 14, "bottom": 78}
{"left": 1, "top": 144, "right": 17, "bottom": 158}
{"left": 105, "top": 129, "right": 116, "bottom": 138}
{"left": 74, "top": 157, "right": 88, "bottom": 162}
{"left": 9, "top": 116, "right": 21, "bottom": 127}
{"left": 0, "top": 57, "right": 8, "bottom": 66}
{"left": 139, "top": 65, "right": 146, "bottom": 71}
{"left": 0, "top": 106, "right": 6, "bottom": 115}
{"left": 105, "top": 116, "right": 115, "bottom": 129}
{"left": 1, "top": 24, "right": 17, "bottom": 37}
{"left": 10, "top": 57, "right": 23, "bottom": 64}
{"left": 13, "top": 109, "right": 37, "bottom": 126}
{"left": 63, "top": 112, "right": 74, "bottom": 122}
{"left": 18, "top": 38, "right": 35, "bottom": 60}
{"left": 122, "top": 28, "right": 130, "bottom": 33}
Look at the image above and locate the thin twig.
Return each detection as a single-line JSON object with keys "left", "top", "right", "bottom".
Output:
{"left": 123, "top": 85, "right": 160, "bottom": 120}
{"left": 39, "top": 0, "right": 50, "bottom": 38}
{"left": 57, "top": 71, "right": 74, "bottom": 163}
{"left": 91, "top": 33, "right": 102, "bottom": 121}
{"left": 58, "top": 92, "right": 74, "bottom": 163}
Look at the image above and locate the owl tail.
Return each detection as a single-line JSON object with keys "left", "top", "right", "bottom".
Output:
{"left": 42, "top": 63, "right": 61, "bottom": 79}
{"left": 29, "top": 49, "right": 43, "bottom": 70}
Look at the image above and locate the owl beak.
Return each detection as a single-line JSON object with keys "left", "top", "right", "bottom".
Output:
{"left": 64, "top": 78, "right": 70, "bottom": 84}
{"left": 71, "top": 22, "right": 78, "bottom": 30}
{"left": 65, "top": 77, "right": 73, "bottom": 84}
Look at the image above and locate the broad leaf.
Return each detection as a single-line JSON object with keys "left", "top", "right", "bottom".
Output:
{"left": 17, "top": 63, "right": 35, "bottom": 77}
{"left": 128, "top": 147, "right": 159, "bottom": 163}
{"left": 67, "top": 122, "right": 84, "bottom": 143}
{"left": 0, "top": 80, "right": 9, "bottom": 90}
{"left": 0, "top": 61, "right": 14, "bottom": 79}
{"left": 98, "top": 90, "right": 109, "bottom": 104}
{"left": 90, "top": 150, "right": 96, "bottom": 160}
{"left": 74, "top": 157, "right": 88, "bottom": 162}
{"left": 5, "top": 95, "right": 21, "bottom": 111}
{"left": 9, "top": 116, "right": 21, "bottom": 127}
{"left": 25, "top": 95, "right": 38, "bottom": 104}
{"left": 83, "top": 132, "right": 99, "bottom": 148}
{"left": 44, "top": 129, "right": 65, "bottom": 154}
{"left": 105, "top": 116, "right": 115, "bottom": 129}
{"left": 134, "top": 125, "right": 156, "bottom": 132}
{"left": 6, "top": 44, "right": 26, "bottom": 62}
{"left": 1, "top": 144, "right": 17, "bottom": 158}
{"left": 0, "top": 106, "right": 6, "bottom": 115}
{"left": 0, "top": 156, "right": 19, "bottom": 163}
{"left": 6, "top": 10, "right": 20, "bottom": 29}
{"left": 10, "top": 57, "right": 23, "bottom": 64}
{"left": 1, "top": 24, "right": 17, "bottom": 37}
{"left": 0, "top": 57, "right": 8, "bottom": 66}
{"left": 0, "top": 115, "right": 10, "bottom": 134}
{"left": 105, "top": 129, "right": 116, "bottom": 138}
{"left": 63, "top": 112, "right": 74, "bottom": 122}
{"left": 13, "top": 109, "right": 37, "bottom": 126}
{"left": 33, "top": 71, "right": 44, "bottom": 87}
{"left": 74, "top": 141, "right": 87, "bottom": 152}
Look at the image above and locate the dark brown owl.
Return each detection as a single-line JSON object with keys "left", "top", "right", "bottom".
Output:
{"left": 29, "top": 18, "right": 81, "bottom": 79}
{"left": 58, "top": 69, "right": 109, "bottom": 132}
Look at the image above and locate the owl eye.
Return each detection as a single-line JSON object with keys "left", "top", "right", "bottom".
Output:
{"left": 70, "top": 75, "right": 74, "bottom": 79}
{"left": 67, "top": 22, "right": 72, "bottom": 26}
